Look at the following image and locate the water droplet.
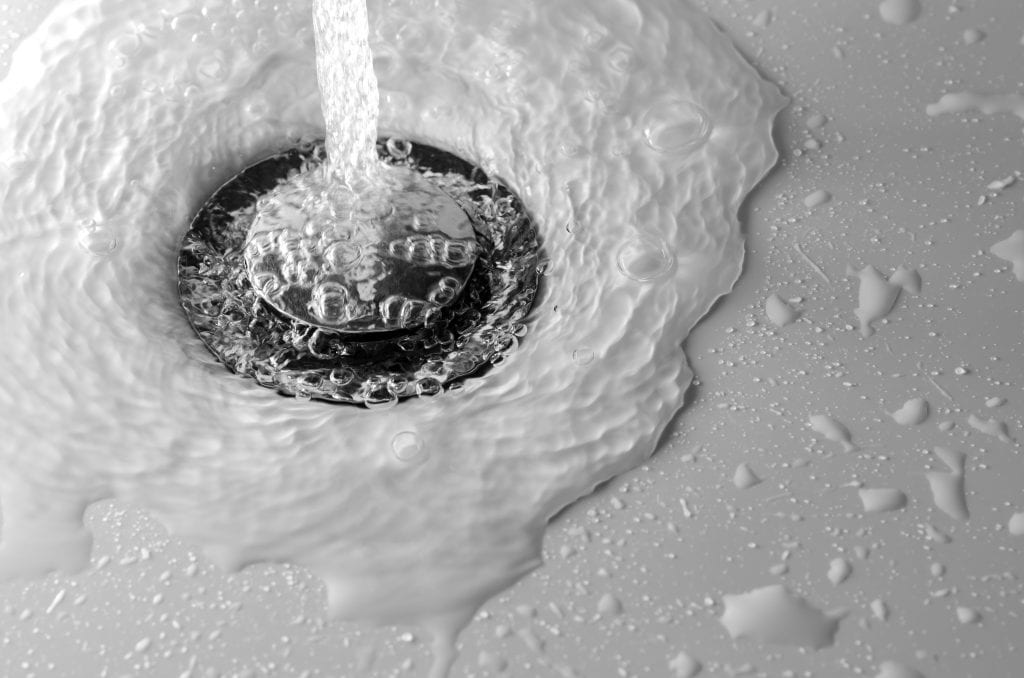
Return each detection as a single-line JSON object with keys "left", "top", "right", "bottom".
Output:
{"left": 251, "top": 271, "right": 282, "bottom": 299}
{"left": 414, "top": 377, "right": 443, "bottom": 398}
{"left": 77, "top": 225, "right": 118, "bottom": 256}
{"left": 386, "top": 138, "right": 412, "bottom": 159}
{"left": 387, "top": 376, "right": 410, "bottom": 396}
{"left": 878, "top": 0, "right": 922, "bottom": 26}
{"left": 169, "top": 12, "right": 203, "bottom": 34}
{"left": 309, "top": 281, "right": 350, "bottom": 324}
{"left": 442, "top": 240, "right": 477, "bottom": 267}
{"left": 572, "top": 348, "right": 595, "bottom": 365}
{"left": 392, "top": 431, "right": 426, "bottom": 462}
{"left": 606, "top": 44, "right": 634, "bottom": 73}
{"left": 328, "top": 367, "right": 355, "bottom": 386}
{"left": 196, "top": 54, "right": 227, "bottom": 81}
{"left": 642, "top": 98, "right": 711, "bottom": 154}
{"left": 379, "top": 295, "right": 405, "bottom": 326}
{"left": 407, "top": 236, "right": 435, "bottom": 265}
{"left": 364, "top": 392, "right": 399, "bottom": 410}
{"left": 428, "top": 277, "right": 460, "bottom": 305}
{"left": 322, "top": 241, "right": 359, "bottom": 272}
{"left": 109, "top": 33, "right": 141, "bottom": 57}
{"left": 616, "top": 235, "right": 673, "bottom": 281}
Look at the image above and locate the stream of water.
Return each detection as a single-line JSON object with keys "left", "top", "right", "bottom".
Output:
{"left": 0, "top": 0, "right": 784, "bottom": 674}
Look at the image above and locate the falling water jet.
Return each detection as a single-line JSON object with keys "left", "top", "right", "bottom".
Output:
{"left": 177, "top": 0, "right": 542, "bottom": 406}
{"left": 243, "top": 0, "right": 485, "bottom": 336}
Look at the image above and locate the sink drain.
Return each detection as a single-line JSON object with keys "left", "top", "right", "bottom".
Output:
{"left": 177, "top": 138, "right": 542, "bottom": 407}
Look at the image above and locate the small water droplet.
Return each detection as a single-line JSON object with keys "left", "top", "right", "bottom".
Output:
{"left": 606, "top": 44, "right": 634, "bottom": 73}
{"left": 365, "top": 392, "right": 399, "bottom": 410}
{"left": 414, "top": 378, "right": 443, "bottom": 398}
{"left": 309, "top": 281, "right": 350, "bottom": 324}
{"left": 328, "top": 367, "right": 355, "bottom": 386}
{"left": 642, "top": 98, "right": 711, "bottom": 154}
{"left": 616, "top": 235, "right": 673, "bottom": 282}
{"left": 392, "top": 431, "right": 426, "bottom": 462}
{"left": 428, "top": 276, "right": 461, "bottom": 305}
{"left": 77, "top": 225, "right": 118, "bottom": 256}
{"left": 386, "top": 138, "right": 412, "bottom": 159}
{"left": 572, "top": 348, "right": 595, "bottom": 365}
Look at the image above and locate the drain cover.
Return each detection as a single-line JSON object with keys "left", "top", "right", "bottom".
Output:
{"left": 177, "top": 138, "right": 542, "bottom": 407}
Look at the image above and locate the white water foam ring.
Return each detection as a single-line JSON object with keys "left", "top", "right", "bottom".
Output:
{"left": 0, "top": 0, "right": 784, "bottom": 667}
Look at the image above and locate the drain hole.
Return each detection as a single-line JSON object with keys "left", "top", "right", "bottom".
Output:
{"left": 177, "top": 138, "right": 542, "bottom": 407}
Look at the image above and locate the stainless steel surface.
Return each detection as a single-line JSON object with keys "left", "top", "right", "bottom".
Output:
{"left": 244, "top": 163, "right": 478, "bottom": 334}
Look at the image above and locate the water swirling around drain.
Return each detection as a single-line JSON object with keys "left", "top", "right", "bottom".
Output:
{"left": 178, "top": 138, "right": 543, "bottom": 407}
{"left": 0, "top": 1, "right": 785, "bottom": 676}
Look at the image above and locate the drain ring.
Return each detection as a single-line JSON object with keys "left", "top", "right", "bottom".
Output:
{"left": 177, "top": 138, "right": 542, "bottom": 407}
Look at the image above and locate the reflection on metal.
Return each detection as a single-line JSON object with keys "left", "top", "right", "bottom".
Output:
{"left": 177, "top": 138, "right": 542, "bottom": 407}
{"left": 244, "top": 163, "right": 479, "bottom": 333}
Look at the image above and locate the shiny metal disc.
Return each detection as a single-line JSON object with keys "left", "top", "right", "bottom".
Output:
{"left": 244, "top": 163, "right": 479, "bottom": 334}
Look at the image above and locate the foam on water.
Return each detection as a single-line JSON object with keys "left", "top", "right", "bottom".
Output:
{"left": 0, "top": 0, "right": 783, "bottom": 671}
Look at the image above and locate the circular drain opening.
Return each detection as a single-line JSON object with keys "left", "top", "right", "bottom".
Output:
{"left": 177, "top": 139, "right": 542, "bottom": 407}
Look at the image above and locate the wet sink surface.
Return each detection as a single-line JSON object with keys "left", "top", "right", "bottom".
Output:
{"left": 2, "top": 1, "right": 1023, "bottom": 677}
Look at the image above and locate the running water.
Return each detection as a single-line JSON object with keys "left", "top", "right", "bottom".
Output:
{"left": 314, "top": 0, "right": 381, "bottom": 186}
{"left": 0, "top": 0, "right": 784, "bottom": 675}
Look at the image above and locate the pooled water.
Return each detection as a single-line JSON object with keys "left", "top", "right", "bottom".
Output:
{"left": 890, "top": 396, "right": 929, "bottom": 426}
{"left": 719, "top": 584, "right": 841, "bottom": 649}
{"left": 0, "top": 0, "right": 783, "bottom": 673}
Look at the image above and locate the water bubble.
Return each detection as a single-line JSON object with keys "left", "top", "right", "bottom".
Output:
{"left": 251, "top": 272, "right": 282, "bottom": 299}
{"left": 110, "top": 33, "right": 141, "bottom": 57}
{"left": 606, "top": 44, "right": 634, "bottom": 73}
{"left": 443, "top": 240, "right": 477, "bottom": 267}
{"left": 328, "top": 367, "right": 355, "bottom": 386}
{"left": 642, "top": 98, "right": 711, "bottom": 154}
{"left": 297, "top": 373, "right": 323, "bottom": 392}
{"left": 421, "top": 359, "right": 446, "bottom": 376}
{"left": 169, "top": 12, "right": 203, "bottom": 33}
{"left": 448, "top": 350, "right": 477, "bottom": 374}
{"left": 616, "top": 234, "right": 674, "bottom": 281}
{"left": 428, "top": 277, "right": 460, "bottom": 305}
{"left": 392, "top": 432, "right": 426, "bottom": 462}
{"left": 386, "top": 138, "right": 412, "bottom": 159}
{"left": 280, "top": 253, "right": 317, "bottom": 285}
{"left": 244, "top": 96, "right": 269, "bottom": 119}
{"left": 324, "top": 240, "right": 361, "bottom": 269}
{"left": 379, "top": 295, "right": 405, "bottom": 326}
{"left": 77, "top": 224, "right": 118, "bottom": 256}
{"left": 572, "top": 348, "right": 596, "bottom": 366}
{"left": 399, "top": 299, "right": 432, "bottom": 328}
{"left": 309, "top": 281, "right": 350, "bottom": 324}
{"left": 422, "top": 306, "right": 441, "bottom": 327}
{"left": 415, "top": 377, "right": 444, "bottom": 397}
{"left": 195, "top": 54, "right": 227, "bottom": 82}
{"left": 407, "top": 236, "right": 435, "bottom": 265}
{"left": 387, "top": 238, "right": 410, "bottom": 260}
{"left": 387, "top": 376, "right": 410, "bottom": 396}
{"left": 364, "top": 391, "right": 399, "bottom": 411}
